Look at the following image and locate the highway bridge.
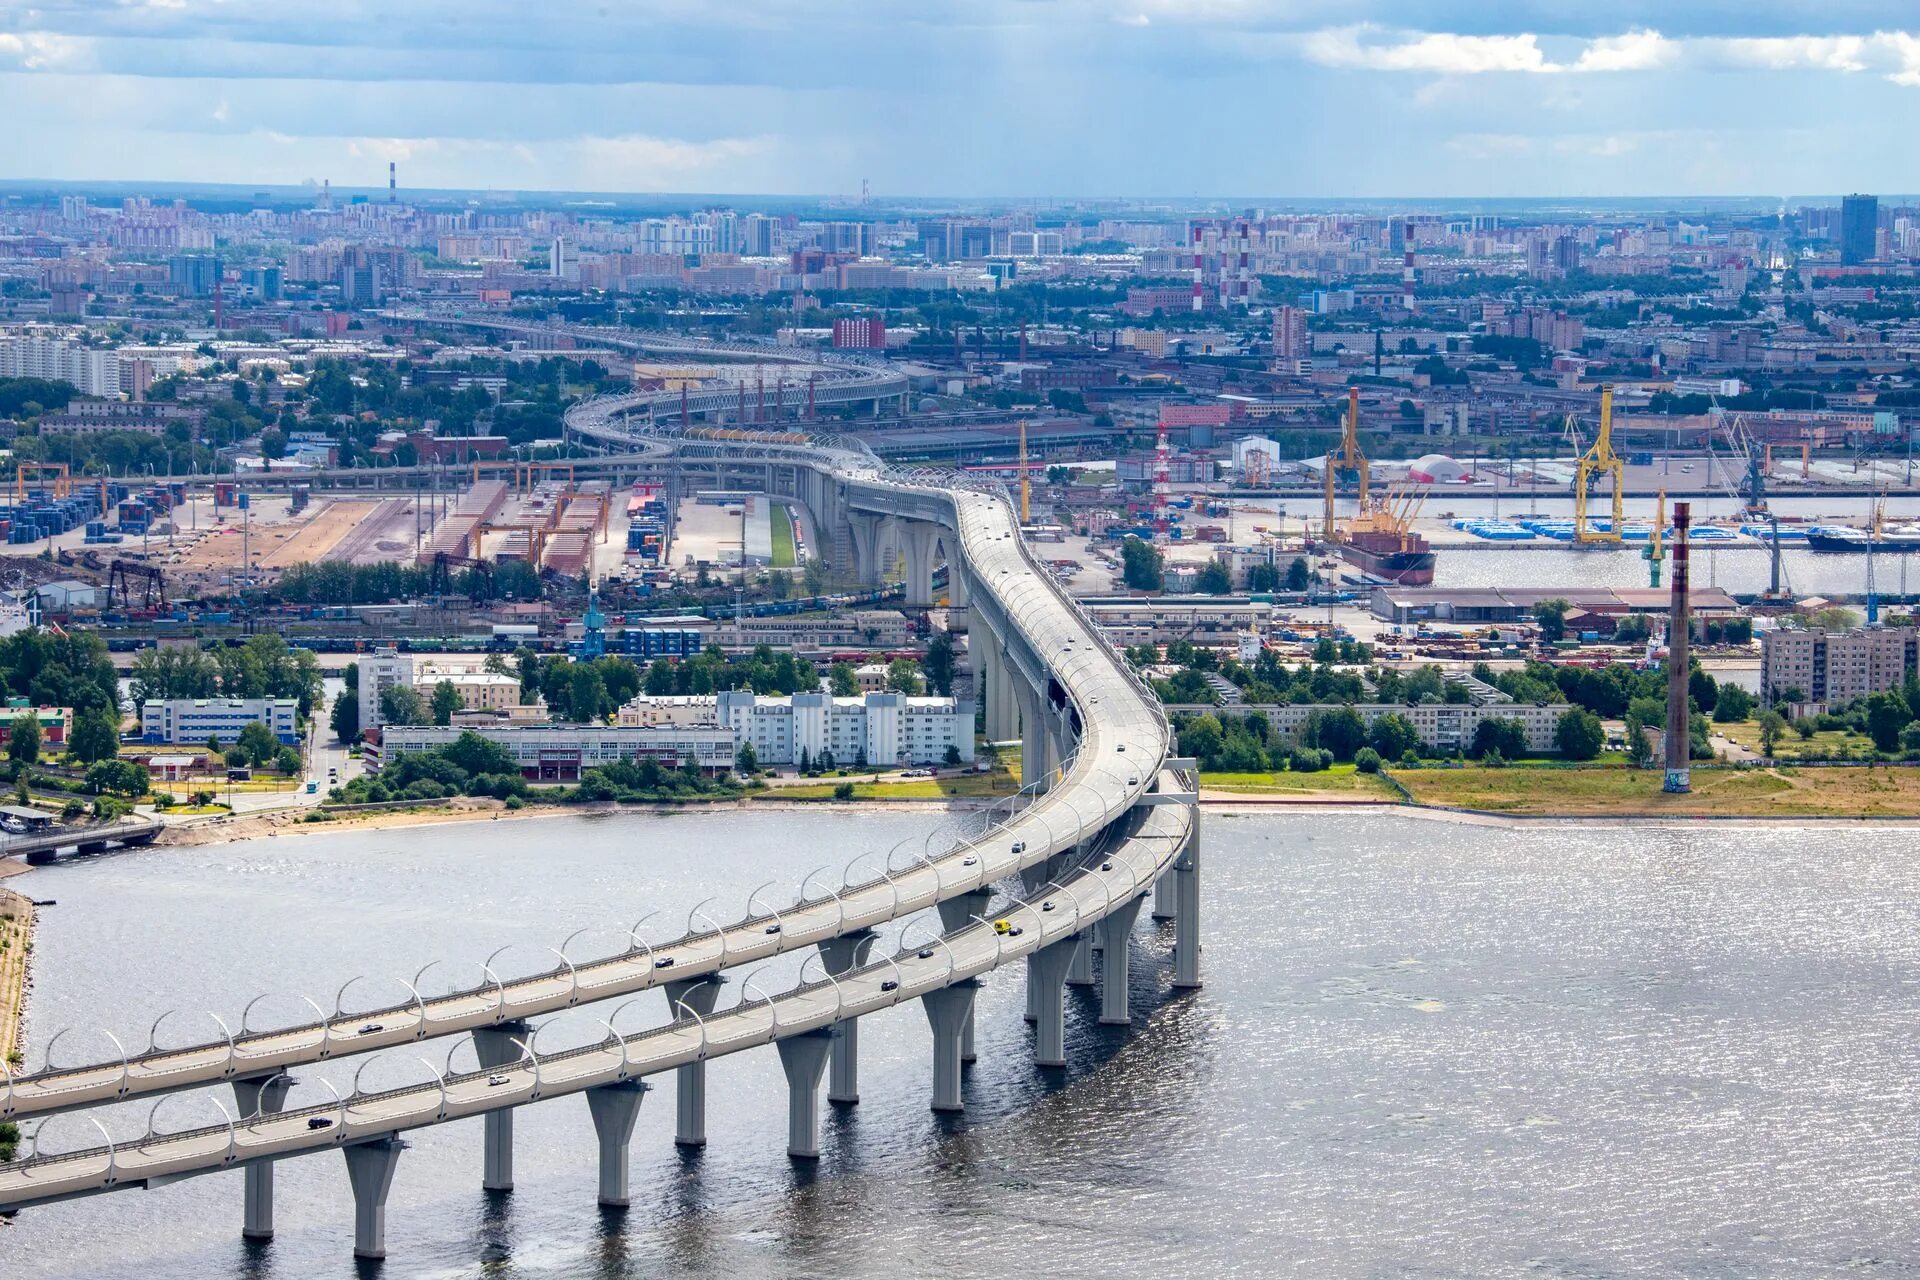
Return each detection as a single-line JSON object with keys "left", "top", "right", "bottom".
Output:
{"left": 0, "top": 432, "right": 1200, "bottom": 1262}
{"left": 1, "top": 817, "right": 161, "bottom": 866}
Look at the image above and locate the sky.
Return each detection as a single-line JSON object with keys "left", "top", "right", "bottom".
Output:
{"left": 1, "top": 1, "right": 1918, "bottom": 199}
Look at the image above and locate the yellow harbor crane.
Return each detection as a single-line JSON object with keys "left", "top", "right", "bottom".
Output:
{"left": 1322, "top": 386, "right": 1369, "bottom": 542}
{"left": 1574, "top": 383, "right": 1624, "bottom": 544}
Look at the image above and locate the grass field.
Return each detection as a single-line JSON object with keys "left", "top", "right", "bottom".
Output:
{"left": 763, "top": 770, "right": 1024, "bottom": 802}
{"left": 1396, "top": 762, "right": 1920, "bottom": 818}
{"left": 769, "top": 503, "right": 796, "bottom": 568}
{"left": 1200, "top": 765, "right": 1398, "bottom": 799}
{"left": 1715, "top": 721, "right": 1881, "bottom": 760}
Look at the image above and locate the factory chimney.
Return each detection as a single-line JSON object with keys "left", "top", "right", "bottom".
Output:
{"left": 389, "top": 161, "right": 397, "bottom": 204}
{"left": 1664, "top": 501, "right": 1692, "bottom": 793}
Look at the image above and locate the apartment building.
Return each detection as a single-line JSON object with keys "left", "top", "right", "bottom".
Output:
{"left": 1761, "top": 626, "right": 1920, "bottom": 704}
{"left": 715, "top": 690, "right": 974, "bottom": 766}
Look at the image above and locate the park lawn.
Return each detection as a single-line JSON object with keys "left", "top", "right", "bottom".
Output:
{"left": 769, "top": 504, "right": 797, "bottom": 567}
{"left": 1715, "top": 721, "right": 1877, "bottom": 760}
{"left": 1396, "top": 762, "right": 1920, "bottom": 818}
{"left": 762, "top": 770, "right": 1023, "bottom": 802}
{"left": 1200, "top": 765, "right": 1398, "bottom": 798}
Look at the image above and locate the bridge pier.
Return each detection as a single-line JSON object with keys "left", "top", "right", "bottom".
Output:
{"left": 920, "top": 980, "right": 980, "bottom": 1112}
{"left": 1098, "top": 895, "right": 1147, "bottom": 1025}
{"left": 902, "top": 522, "right": 939, "bottom": 608}
{"left": 848, "top": 513, "right": 883, "bottom": 587}
{"left": 1152, "top": 868, "right": 1177, "bottom": 921}
{"left": 470, "top": 1021, "right": 530, "bottom": 1191}
{"left": 817, "top": 930, "right": 877, "bottom": 1104}
{"left": 232, "top": 1073, "right": 293, "bottom": 1240}
{"left": 1018, "top": 682, "right": 1048, "bottom": 788}
{"left": 937, "top": 890, "right": 992, "bottom": 1063}
{"left": 1028, "top": 938, "right": 1079, "bottom": 1067}
{"left": 775, "top": 1028, "right": 836, "bottom": 1160}
{"left": 343, "top": 1135, "right": 406, "bottom": 1261}
{"left": 663, "top": 976, "right": 725, "bottom": 1146}
{"left": 584, "top": 1081, "right": 649, "bottom": 1207}
{"left": 1066, "top": 932, "right": 1095, "bottom": 987}
{"left": 1174, "top": 815, "right": 1203, "bottom": 990}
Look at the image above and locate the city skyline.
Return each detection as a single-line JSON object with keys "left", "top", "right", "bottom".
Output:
{"left": 3, "top": 3, "right": 1920, "bottom": 197}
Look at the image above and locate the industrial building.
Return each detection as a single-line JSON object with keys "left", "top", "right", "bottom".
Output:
{"left": 1369, "top": 586, "right": 1742, "bottom": 626}
{"left": 367, "top": 724, "right": 739, "bottom": 780}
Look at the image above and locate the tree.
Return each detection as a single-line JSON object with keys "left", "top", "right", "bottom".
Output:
{"left": 85, "top": 758, "right": 149, "bottom": 798}
{"left": 944, "top": 744, "right": 962, "bottom": 766}
{"left": 1865, "top": 691, "right": 1911, "bottom": 753}
{"left": 430, "top": 679, "right": 463, "bottom": 726}
{"left": 1471, "top": 716, "right": 1529, "bottom": 760}
{"left": 1312, "top": 705, "right": 1368, "bottom": 762}
{"left": 1367, "top": 713, "right": 1422, "bottom": 760}
{"left": 258, "top": 427, "right": 287, "bottom": 460}
{"left": 1758, "top": 710, "right": 1787, "bottom": 757}
{"left": 1626, "top": 719, "right": 1654, "bottom": 768}
{"left": 1555, "top": 708, "right": 1605, "bottom": 760}
{"left": 330, "top": 690, "right": 360, "bottom": 743}
{"left": 922, "top": 631, "right": 956, "bottom": 696}
{"left": 1534, "top": 598, "right": 1570, "bottom": 644}
{"left": 1688, "top": 668, "right": 1718, "bottom": 714}
{"left": 828, "top": 662, "right": 860, "bottom": 697}
{"left": 67, "top": 707, "right": 121, "bottom": 765}
{"left": 1353, "top": 746, "right": 1382, "bottom": 773}
{"left": 886, "top": 658, "right": 922, "bottom": 696}
{"left": 1712, "top": 685, "right": 1754, "bottom": 723}
{"left": 1285, "top": 557, "right": 1311, "bottom": 592}
{"left": 379, "top": 684, "right": 427, "bottom": 727}
{"left": 1196, "top": 559, "right": 1233, "bottom": 594}
{"left": 1120, "top": 537, "right": 1164, "bottom": 592}
{"left": 6, "top": 714, "right": 40, "bottom": 767}
{"left": 236, "top": 720, "right": 280, "bottom": 767}
{"left": 736, "top": 741, "right": 759, "bottom": 775}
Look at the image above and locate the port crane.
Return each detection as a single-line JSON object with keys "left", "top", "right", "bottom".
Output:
{"left": 1322, "top": 386, "right": 1369, "bottom": 543}
{"left": 1574, "top": 384, "right": 1623, "bottom": 544}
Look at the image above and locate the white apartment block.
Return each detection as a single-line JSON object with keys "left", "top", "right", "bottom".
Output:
{"left": 715, "top": 690, "right": 974, "bottom": 766}
{"left": 0, "top": 333, "right": 126, "bottom": 398}
{"left": 1175, "top": 701, "right": 1563, "bottom": 753}
{"left": 358, "top": 649, "right": 414, "bottom": 728}
{"left": 1761, "top": 627, "right": 1920, "bottom": 704}
{"left": 140, "top": 697, "right": 299, "bottom": 746}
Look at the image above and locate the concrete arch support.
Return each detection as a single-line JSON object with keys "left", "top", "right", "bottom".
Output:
{"left": 470, "top": 1021, "right": 530, "bottom": 1192}
{"left": 343, "top": 1135, "right": 406, "bottom": 1261}
{"left": 1027, "top": 939, "right": 1079, "bottom": 1067}
{"left": 1097, "top": 895, "right": 1147, "bottom": 1026}
{"left": 921, "top": 980, "right": 980, "bottom": 1113}
{"left": 817, "top": 930, "right": 878, "bottom": 1105}
{"left": 585, "top": 1081, "right": 648, "bottom": 1207}
{"left": 663, "top": 977, "right": 725, "bottom": 1147}
{"left": 232, "top": 1073, "right": 293, "bottom": 1241}
{"left": 776, "top": 1029, "right": 836, "bottom": 1160}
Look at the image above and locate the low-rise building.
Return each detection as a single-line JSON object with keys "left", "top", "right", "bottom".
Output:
{"left": 0, "top": 702, "right": 70, "bottom": 749}
{"left": 617, "top": 695, "right": 720, "bottom": 727}
{"left": 1174, "top": 701, "right": 1563, "bottom": 753}
{"left": 140, "top": 697, "right": 299, "bottom": 746}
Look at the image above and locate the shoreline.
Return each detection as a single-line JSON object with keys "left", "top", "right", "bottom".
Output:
{"left": 0, "top": 888, "right": 32, "bottom": 1068}
{"left": 96, "top": 790, "right": 1920, "bottom": 851}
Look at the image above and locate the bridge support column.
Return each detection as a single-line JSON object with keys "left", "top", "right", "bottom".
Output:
{"left": 903, "top": 522, "right": 938, "bottom": 608}
{"left": 1018, "top": 681, "right": 1047, "bottom": 788}
{"left": 776, "top": 1028, "right": 836, "bottom": 1160}
{"left": 921, "top": 980, "right": 980, "bottom": 1112}
{"left": 470, "top": 1021, "right": 530, "bottom": 1191}
{"left": 232, "top": 1074, "right": 293, "bottom": 1241}
{"left": 849, "top": 514, "right": 883, "bottom": 587}
{"left": 585, "top": 1081, "right": 649, "bottom": 1207}
{"left": 663, "top": 977, "right": 725, "bottom": 1147}
{"left": 1028, "top": 938, "right": 1079, "bottom": 1067}
{"left": 1098, "top": 895, "right": 1147, "bottom": 1025}
{"left": 936, "top": 890, "right": 991, "bottom": 1063}
{"left": 1174, "top": 813, "right": 1203, "bottom": 990}
{"left": 947, "top": 558, "right": 971, "bottom": 609}
{"left": 817, "top": 930, "right": 877, "bottom": 1104}
{"left": 1067, "top": 932, "right": 1095, "bottom": 987}
{"left": 1152, "top": 868, "right": 1177, "bottom": 921}
{"left": 343, "top": 1135, "right": 406, "bottom": 1261}
{"left": 992, "top": 645, "right": 1020, "bottom": 745}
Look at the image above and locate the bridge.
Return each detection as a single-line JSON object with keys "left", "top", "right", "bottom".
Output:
{"left": 2, "top": 816, "right": 162, "bottom": 866}
{"left": 0, "top": 427, "right": 1200, "bottom": 1262}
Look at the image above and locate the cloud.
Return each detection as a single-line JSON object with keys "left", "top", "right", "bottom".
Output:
{"left": 0, "top": 32, "right": 92, "bottom": 70}
{"left": 1301, "top": 26, "right": 1553, "bottom": 74}
{"left": 1570, "top": 29, "right": 1674, "bottom": 72}
{"left": 1713, "top": 35, "right": 1871, "bottom": 72}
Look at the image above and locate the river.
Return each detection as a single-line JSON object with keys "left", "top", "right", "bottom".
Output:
{"left": 7, "top": 808, "right": 1919, "bottom": 1278}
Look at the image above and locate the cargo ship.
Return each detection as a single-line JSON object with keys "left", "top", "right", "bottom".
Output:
{"left": 1805, "top": 524, "right": 1920, "bottom": 553}
{"left": 1337, "top": 528, "right": 1436, "bottom": 585}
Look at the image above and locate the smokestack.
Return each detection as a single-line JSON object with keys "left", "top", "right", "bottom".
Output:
{"left": 1664, "top": 501, "right": 1692, "bottom": 793}
{"left": 389, "top": 161, "right": 397, "bottom": 203}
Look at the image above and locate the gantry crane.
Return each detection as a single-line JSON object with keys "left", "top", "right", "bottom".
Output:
{"left": 1322, "top": 386, "right": 1368, "bottom": 542}
{"left": 1574, "top": 383, "right": 1623, "bottom": 544}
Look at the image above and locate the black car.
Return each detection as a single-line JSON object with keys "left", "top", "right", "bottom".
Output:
{"left": 307, "top": 1116, "right": 334, "bottom": 1130}
{"left": 654, "top": 956, "right": 675, "bottom": 969}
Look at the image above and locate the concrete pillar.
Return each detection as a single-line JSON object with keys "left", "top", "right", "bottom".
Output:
{"left": 776, "top": 1029, "right": 835, "bottom": 1160}
{"left": 663, "top": 976, "right": 725, "bottom": 1147}
{"left": 343, "top": 1135, "right": 406, "bottom": 1261}
{"left": 1174, "top": 814, "right": 1203, "bottom": 990}
{"left": 903, "top": 522, "right": 937, "bottom": 607}
{"left": 1067, "top": 931, "right": 1094, "bottom": 987}
{"left": 1098, "top": 895, "right": 1147, "bottom": 1025}
{"left": 817, "top": 930, "right": 877, "bottom": 1104}
{"left": 1019, "top": 682, "right": 1046, "bottom": 789}
{"left": 1152, "top": 868, "right": 1177, "bottom": 922}
{"left": 585, "top": 1081, "right": 648, "bottom": 1207}
{"left": 935, "top": 889, "right": 992, "bottom": 1064}
{"left": 1028, "top": 938, "right": 1079, "bottom": 1067}
{"left": 470, "top": 1021, "right": 530, "bottom": 1191}
{"left": 232, "top": 1074, "right": 293, "bottom": 1241}
{"left": 849, "top": 514, "right": 882, "bottom": 587}
{"left": 921, "top": 980, "right": 980, "bottom": 1112}
{"left": 948, "top": 556, "right": 970, "bottom": 609}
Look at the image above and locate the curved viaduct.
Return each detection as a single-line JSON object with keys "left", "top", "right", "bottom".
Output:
{"left": 0, "top": 432, "right": 1200, "bottom": 1261}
